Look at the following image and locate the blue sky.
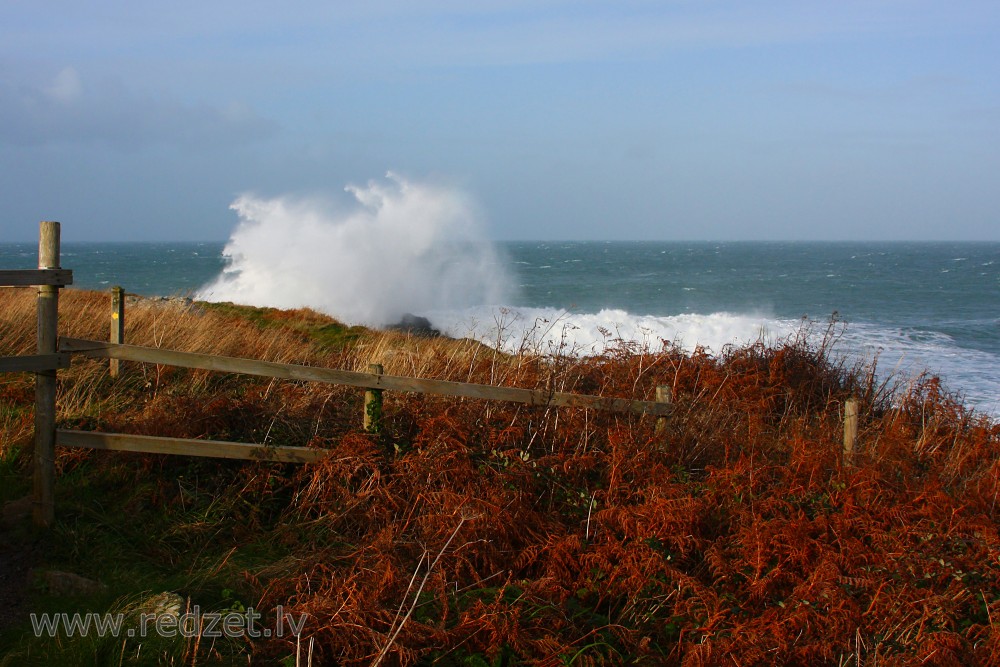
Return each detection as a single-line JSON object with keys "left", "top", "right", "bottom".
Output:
{"left": 2, "top": 1, "right": 998, "bottom": 242}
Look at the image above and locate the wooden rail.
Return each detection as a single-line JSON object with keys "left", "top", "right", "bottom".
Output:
{"left": 0, "top": 353, "right": 71, "bottom": 373}
{"left": 0, "top": 269, "right": 73, "bottom": 287}
{"left": 57, "top": 430, "right": 328, "bottom": 464}
{"left": 59, "top": 338, "right": 674, "bottom": 417}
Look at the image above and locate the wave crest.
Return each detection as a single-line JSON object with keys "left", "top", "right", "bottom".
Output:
{"left": 197, "top": 173, "right": 512, "bottom": 326}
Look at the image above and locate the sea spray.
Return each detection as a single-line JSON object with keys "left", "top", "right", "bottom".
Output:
{"left": 197, "top": 173, "right": 512, "bottom": 326}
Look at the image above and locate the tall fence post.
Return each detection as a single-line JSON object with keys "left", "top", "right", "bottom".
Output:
{"left": 364, "top": 363, "right": 384, "bottom": 434}
{"left": 655, "top": 385, "right": 672, "bottom": 434}
{"left": 34, "top": 221, "right": 60, "bottom": 527}
{"left": 843, "top": 398, "right": 858, "bottom": 466}
{"left": 110, "top": 286, "right": 125, "bottom": 378}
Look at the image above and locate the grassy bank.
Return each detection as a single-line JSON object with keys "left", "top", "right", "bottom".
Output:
{"left": 1, "top": 288, "right": 999, "bottom": 666}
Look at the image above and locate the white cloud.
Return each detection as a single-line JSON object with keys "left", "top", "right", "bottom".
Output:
{"left": 44, "top": 67, "right": 82, "bottom": 103}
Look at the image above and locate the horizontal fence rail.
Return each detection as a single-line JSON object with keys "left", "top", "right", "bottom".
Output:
{"left": 0, "top": 353, "right": 71, "bottom": 373}
{"left": 57, "top": 430, "right": 329, "bottom": 464}
{"left": 0, "top": 269, "right": 73, "bottom": 287}
{"left": 59, "top": 337, "right": 674, "bottom": 417}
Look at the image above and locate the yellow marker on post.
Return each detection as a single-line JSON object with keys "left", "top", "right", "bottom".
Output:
{"left": 110, "top": 287, "right": 125, "bottom": 377}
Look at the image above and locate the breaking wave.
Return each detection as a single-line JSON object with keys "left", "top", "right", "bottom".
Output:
{"left": 197, "top": 173, "right": 512, "bottom": 326}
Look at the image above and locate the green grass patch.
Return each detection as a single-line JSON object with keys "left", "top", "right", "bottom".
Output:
{"left": 198, "top": 301, "right": 367, "bottom": 351}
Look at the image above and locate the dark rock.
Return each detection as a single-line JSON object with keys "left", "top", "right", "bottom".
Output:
{"left": 385, "top": 314, "right": 441, "bottom": 337}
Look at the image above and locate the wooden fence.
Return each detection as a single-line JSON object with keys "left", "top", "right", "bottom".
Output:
{"left": 0, "top": 222, "right": 65, "bottom": 527}
{"left": 1, "top": 222, "right": 676, "bottom": 528}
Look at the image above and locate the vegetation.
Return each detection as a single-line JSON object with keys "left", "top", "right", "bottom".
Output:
{"left": 1, "top": 288, "right": 999, "bottom": 665}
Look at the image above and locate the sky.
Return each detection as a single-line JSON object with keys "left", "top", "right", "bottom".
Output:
{"left": 1, "top": 1, "right": 998, "bottom": 242}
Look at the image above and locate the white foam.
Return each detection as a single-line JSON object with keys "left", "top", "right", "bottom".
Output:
{"left": 838, "top": 323, "right": 1000, "bottom": 416}
{"left": 427, "top": 306, "right": 801, "bottom": 356}
{"left": 197, "top": 173, "right": 512, "bottom": 326}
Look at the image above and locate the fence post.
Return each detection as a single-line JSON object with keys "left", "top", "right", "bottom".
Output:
{"left": 843, "top": 398, "right": 858, "bottom": 466}
{"left": 655, "top": 385, "right": 672, "bottom": 434}
{"left": 110, "top": 286, "right": 125, "bottom": 378}
{"left": 364, "top": 363, "right": 384, "bottom": 434}
{"left": 34, "top": 221, "right": 60, "bottom": 527}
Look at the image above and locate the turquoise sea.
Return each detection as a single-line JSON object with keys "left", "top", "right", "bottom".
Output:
{"left": 2, "top": 241, "right": 998, "bottom": 415}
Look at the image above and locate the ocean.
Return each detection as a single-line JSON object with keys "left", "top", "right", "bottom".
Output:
{"left": 2, "top": 241, "right": 998, "bottom": 415}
